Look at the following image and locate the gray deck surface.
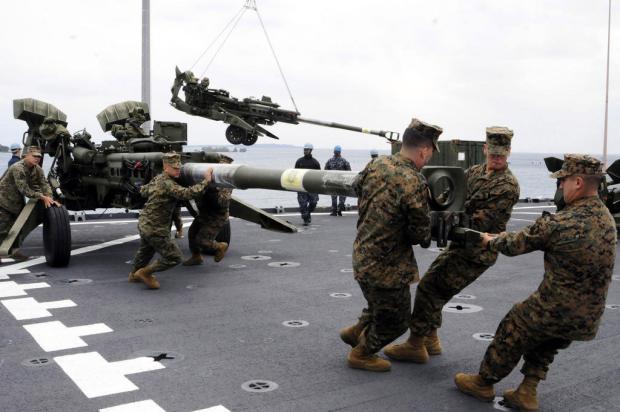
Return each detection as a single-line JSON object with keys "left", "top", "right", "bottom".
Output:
{"left": 0, "top": 204, "right": 618, "bottom": 412}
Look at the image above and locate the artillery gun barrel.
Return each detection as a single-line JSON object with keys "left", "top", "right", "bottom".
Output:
{"left": 296, "top": 116, "right": 400, "bottom": 141}
{"left": 182, "top": 163, "right": 359, "bottom": 197}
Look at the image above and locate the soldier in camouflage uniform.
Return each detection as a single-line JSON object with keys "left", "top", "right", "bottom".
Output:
{"left": 171, "top": 206, "right": 184, "bottom": 238}
{"left": 324, "top": 145, "right": 351, "bottom": 216}
{"left": 183, "top": 156, "right": 233, "bottom": 266}
{"left": 455, "top": 154, "right": 617, "bottom": 411}
{"left": 0, "top": 146, "right": 58, "bottom": 263}
{"left": 111, "top": 107, "right": 148, "bottom": 142}
{"left": 129, "top": 152, "right": 212, "bottom": 289}
{"left": 384, "top": 127, "right": 520, "bottom": 363}
{"left": 339, "top": 118, "right": 441, "bottom": 372}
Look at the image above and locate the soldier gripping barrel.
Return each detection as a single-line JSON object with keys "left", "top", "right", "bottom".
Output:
{"left": 454, "top": 154, "right": 617, "bottom": 411}
{"left": 339, "top": 118, "right": 441, "bottom": 372}
{"left": 129, "top": 152, "right": 213, "bottom": 289}
{"left": 384, "top": 126, "right": 520, "bottom": 363}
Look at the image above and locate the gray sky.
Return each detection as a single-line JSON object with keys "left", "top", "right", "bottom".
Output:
{"left": 1, "top": 0, "right": 618, "bottom": 154}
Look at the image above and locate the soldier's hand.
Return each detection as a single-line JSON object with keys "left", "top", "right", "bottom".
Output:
{"left": 40, "top": 195, "right": 57, "bottom": 209}
{"left": 203, "top": 167, "right": 214, "bottom": 183}
{"left": 481, "top": 232, "right": 497, "bottom": 247}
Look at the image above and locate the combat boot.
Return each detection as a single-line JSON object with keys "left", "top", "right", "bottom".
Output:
{"left": 213, "top": 242, "right": 229, "bottom": 262}
{"left": 10, "top": 250, "right": 30, "bottom": 262}
{"left": 383, "top": 334, "right": 429, "bottom": 363}
{"left": 128, "top": 271, "right": 140, "bottom": 283}
{"left": 347, "top": 343, "right": 391, "bottom": 372}
{"left": 339, "top": 322, "right": 364, "bottom": 347}
{"left": 183, "top": 252, "right": 204, "bottom": 266}
{"left": 330, "top": 210, "right": 337, "bottom": 216}
{"left": 132, "top": 264, "right": 160, "bottom": 289}
{"left": 502, "top": 376, "right": 540, "bottom": 411}
{"left": 425, "top": 329, "right": 442, "bottom": 355}
{"left": 454, "top": 373, "right": 495, "bottom": 402}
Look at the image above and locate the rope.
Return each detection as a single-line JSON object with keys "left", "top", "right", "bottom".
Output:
{"left": 189, "top": 5, "right": 245, "bottom": 71}
{"left": 200, "top": 7, "right": 248, "bottom": 77}
{"left": 254, "top": 6, "right": 299, "bottom": 113}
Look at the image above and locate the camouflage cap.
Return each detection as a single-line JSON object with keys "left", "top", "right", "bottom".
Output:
{"left": 27, "top": 146, "right": 42, "bottom": 157}
{"left": 163, "top": 152, "right": 182, "bottom": 168}
{"left": 550, "top": 154, "right": 603, "bottom": 179}
{"left": 486, "top": 126, "right": 513, "bottom": 156}
{"left": 405, "top": 118, "right": 443, "bottom": 152}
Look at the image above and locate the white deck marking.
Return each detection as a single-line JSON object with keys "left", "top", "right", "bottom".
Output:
{"left": 24, "top": 320, "right": 112, "bottom": 352}
{"left": 0, "top": 281, "right": 49, "bottom": 298}
{"left": 0, "top": 268, "right": 31, "bottom": 280}
{"left": 1, "top": 297, "right": 76, "bottom": 320}
{"left": 100, "top": 400, "right": 166, "bottom": 412}
{"left": 54, "top": 352, "right": 165, "bottom": 398}
{"left": 510, "top": 218, "right": 535, "bottom": 223}
{"left": 512, "top": 211, "right": 550, "bottom": 215}
{"left": 512, "top": 205, "right": 555, "bottom": 210}
{"left": 194, "top": 406, "right": 231, "bottom": 412}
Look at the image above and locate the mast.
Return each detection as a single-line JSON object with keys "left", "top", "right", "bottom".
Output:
{"left": 603, "top": 0, "right": 612, "bottom": 168}
{"left": 141, "top": 0, "right": 151, "bottom": 132}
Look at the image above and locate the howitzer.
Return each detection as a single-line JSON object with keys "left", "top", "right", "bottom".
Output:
{"left": 4, "top": 99, "right": 297, "bottom": 268}
{"left": 170, "top": 67, "right": 399, "bottom": 146}
{"left": 182, "top": 162, "right": 480, "bottom": 248}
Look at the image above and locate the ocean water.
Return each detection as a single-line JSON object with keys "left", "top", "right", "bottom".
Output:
{"left": 1, "top": 148, "right": 618, "bottom": 209}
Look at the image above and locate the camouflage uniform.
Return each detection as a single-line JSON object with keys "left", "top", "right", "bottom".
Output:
{"left": 187, "top": 186, "right": 233, "bottom": 253}
{"left": 410, "top": 127, "right": 520, "bottom": 336}
{"left": 0, "top": 157, "right": 52, "bottom": 248}
{"left": 132, "top": 153, "right": 208, "bottom": 273}
{"left": 479, "top": 155, "right": 617, "bottom": 383}
{"left": 325, "top": 154, "right": 352, "bottom": 214}
{"left": 352, "top": 148, "right": 433, "bottom": 353}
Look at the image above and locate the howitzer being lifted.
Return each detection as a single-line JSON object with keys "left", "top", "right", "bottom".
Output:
{"left": 4, "top": 98, "right": 297, "bottom": 268}
{"left": 182, "top": 162, "right": 481, "bottom": 248}
{"left": 170, "top": 67, "right": 400, "bottom": 146}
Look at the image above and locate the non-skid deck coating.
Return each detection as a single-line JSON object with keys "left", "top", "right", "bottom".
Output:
{"left": 0, "top": 204, "right": 619, "bottom": 412}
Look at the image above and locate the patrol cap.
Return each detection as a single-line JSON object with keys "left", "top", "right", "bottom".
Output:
{"left": 550, "top": 154, "right": 603, "bottom": 179}
{"left": 219, "top": 154, "right": 234, "bottom": 164}
{"left": 163, "top": 152, "right": 182, "bottom": 168}
{"left": 370, "top": 149, "right": 378, "bottom": 156}
{"left": 303, "top": 143, "right": 313, "bottom": 150}
{"left": 10, "top": 143, "right": 21, "bottom": 152}
{"left": 27, "top": 146, "right": 42, "bottom": 158}
{"left": 403, "top": 118, "right": 442, "bottom": 152}
{"left": 334, "top": 145, "right": 342, "bottom": 153}
{"left": 486, "top": 126, "right": 513, "bottom": 156}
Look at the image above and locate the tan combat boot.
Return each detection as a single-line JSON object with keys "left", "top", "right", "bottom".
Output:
{"left": 132, "top": 264, "right": 160, "bottom": 289}
{"left": 128, "top": 271, "right": 139, "bottom": 283}
{"left": 503, "top": 376, "right": 540, "bottom": 411}
{"left": 213, "top": 242, "right": 229, "bottom": 262}
{"left": 10, "top": 250, "right": 30, "bottom": 262}
{"left": 182, "top": 252, "right": 204, "bottom": 266}
{"left": 347, "top": 342, "right": 391, "bottom": 372}
{"left": 425, "top": 329, "right": 442, "bottom": 356}
{"left": 454, "top": 373, "right": 495, "bottom": 402}
{"left": 339, "top": 322, "right": 364, "bottom": 347}
{"left": 383, "top": 334, "right": 429, "bottom": 363}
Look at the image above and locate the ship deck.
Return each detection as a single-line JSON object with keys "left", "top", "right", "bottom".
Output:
{"left": 0, "top": 203, "right": 619, "bottom": 412}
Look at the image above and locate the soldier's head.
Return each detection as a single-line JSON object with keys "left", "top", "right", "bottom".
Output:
{"left": 23, "top": 146, "right": 43, "bottom": 168}
{"left": 163, "top": 152, "right": 182, "bottom": 179}
{"left": 551, "top": 154, "right": 603, "bottom": 204}
{"left": 303, "top": 142, "right": 313, "bottom": 156}
{"left": 334, "top": 145, "right": 342, "bottom": 156}
{"left": 370, "top": 149, "right": 378, "bottom": 159}
{"left": 219, "top": 155, "right": 233, "bottom": 164}
{"left": 401, "top": 118, "right": 442, "bottom": 169}
{"left": 129, "top": 107, "right": 146, "bottom": 123}
{"left": 484, "top": 126, "right": 513, "bottom": 171}
{"left": 200, "top": 77, "right": 210, "bottom": 88}
{"left": 10, "top": 143, "right": 21, "bottom": 157}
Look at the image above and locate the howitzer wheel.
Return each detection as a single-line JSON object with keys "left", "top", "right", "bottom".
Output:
{"left": 242, "top": 132, "right": 258, "bottom": 146}
{"left": 225, "top": 125, "right": 246, "bottom": 145}
{"left": 43, "top": 205, "right": 71, "bottom": 267}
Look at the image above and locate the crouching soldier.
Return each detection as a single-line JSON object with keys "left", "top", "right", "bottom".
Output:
{"left": 130, "top": 152, "right": 212, "bottom": 289}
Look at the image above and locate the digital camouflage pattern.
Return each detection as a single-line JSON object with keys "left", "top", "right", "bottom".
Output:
{"left": 188, "top": 186, "right": 233, "bottom": 253}
{"left": 550, "top": 153, "right": 603, "bottom": 179}
{"left": 138, "top": 173, "right": 207, "bottom": 237}
{"left": 0, "top": 208, "right": 17, "bottom": 246}
{"left": 486, "top": 126, "right": 513, "bottom": 156}
{"left": 353, "top": 152, "right": 431, "bottom": 288}
{"left": 133, "top": 233, "right": 183, "bottom": 272}
{"left": 356, "top": 281, "right": 411, "bottom": 353}
{"left": 479, "top": 195, "right": 617, "bottom": 382}
{"left": 0, "top": 160, "right": 52, "bottom": 215}
{"left": 410, "top": 162, "right": 520, "bottom": 336}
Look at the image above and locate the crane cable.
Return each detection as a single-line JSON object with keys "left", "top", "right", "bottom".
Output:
{"left": 190, "top": 0, "right": 299, "bottom": 113}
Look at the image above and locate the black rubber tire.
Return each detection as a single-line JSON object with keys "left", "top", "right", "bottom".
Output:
{"left": 43, "top": 205, "right": 72, "bottom": 267}
{"left": 201, "top": 220, "right": 231, "bottom": 255}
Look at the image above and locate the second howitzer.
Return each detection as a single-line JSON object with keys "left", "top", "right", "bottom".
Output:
{"left": 182, "top": 163, "right": 479, "bottom": 247}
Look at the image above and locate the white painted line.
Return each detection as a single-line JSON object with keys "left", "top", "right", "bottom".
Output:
{"left": 512, "top": 205, "right": 555, "bottom": 210}
{"left": 1, "top": 297, "right": 76, "bottom": 320}
{"left": 0, "top": 268, "right": 31, "bottom": 280}
{"left": 512, "top": 212, "right": 550, "bottom": 215}
{"left": 194, "top": 406, "right": 231, "bottom": 412}
{"left": 510, "top": 218, "right": 535, "bottom": 223}
{"left": 54, "top": 352, "right": 165, "bottom": 398}
{"left": 0, "top": 281, "right": 49, "bottom": 298}
{"left": 24, "top": 320, "right": 112, "bottom": 352}
{"left": 100, "top": 400, "right": 166, "bottom": 412}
